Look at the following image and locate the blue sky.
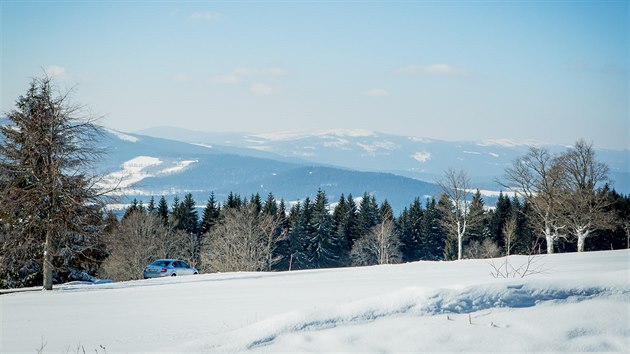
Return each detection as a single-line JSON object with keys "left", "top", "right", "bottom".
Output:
{"left": 2, "top": 1, "right": 628, "bottom": 149}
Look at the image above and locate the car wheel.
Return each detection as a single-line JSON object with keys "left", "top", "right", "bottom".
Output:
{"left": 193, "top": 272, "right": 198, "bottom": 275}
{"left": 171, "top": 273, "right": 177, "bottom": 276}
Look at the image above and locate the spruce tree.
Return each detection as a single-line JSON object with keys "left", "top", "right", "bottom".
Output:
{"left": 306, "top": 190, "right": 340, "bottom": 268}
{"left": 200, "top": 192, "right": 220, "bottom": 235}
{"left": 157, "top": 196, "right": 169, "bottom": 226}
{"left": 490, "top": 192, "right": 512, "bottom": 249}
{"left": 0, "top": 76, "right": 106, "bottom": 289}
{"left": 262, "top": 192, "right": 278, "bottom": 216}
{"left": 421, "top": 197, "right": 445, "bottom": 260}
{"left": 358, "top": 192, "right": 380, "bottom": 240}
{"left": 178, "top": 193, "right": 199, "bottom": 235}
{"left": 398, "top": 198, "right": 423, "bottom": 262}
{"left": 147, "top": 196, "right": 156, "bottom": 215}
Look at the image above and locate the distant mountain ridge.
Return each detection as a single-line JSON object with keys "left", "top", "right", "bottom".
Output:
{"left": 95, "top": 128, "right": 440, "bottom": 213}
{"left": 135, "top": 126, "right": 630, "bottom": 194}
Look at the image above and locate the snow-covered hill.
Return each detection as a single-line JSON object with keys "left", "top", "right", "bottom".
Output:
{"left": 2, "top": 250, "right": 628, "bottom": 353}
{"left": 97, "top": 129, "right": 439, "bottom": 212}
{"left": 136, "top": 126, "right": 630, "bottom": 194}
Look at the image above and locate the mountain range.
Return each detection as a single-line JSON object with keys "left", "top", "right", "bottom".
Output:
{"left": 2, "top": 118, "right": 627, "bottom": 213}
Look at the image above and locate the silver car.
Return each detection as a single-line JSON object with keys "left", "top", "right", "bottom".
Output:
{"left": 143, "top": 259, "right": 198, "bottom": 279}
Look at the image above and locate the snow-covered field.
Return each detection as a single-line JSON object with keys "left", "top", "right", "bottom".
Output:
{"left": 2, "top": 250, "right": 628, "bottom": 353}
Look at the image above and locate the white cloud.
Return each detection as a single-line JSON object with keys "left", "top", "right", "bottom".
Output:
{"left": 250, "top": 82, "right": 274, "bottom": 96}
{"left": 363, "top": 88, "right": 388, "bottom": 97}
{"left": 190, "top": 11, "right": 220, "bottom": 22}
{"left": 396, "top": 63, "right": 470, "bottom": 77}
{"left": 411, "top": 151, "right": 431, "bottom": 162}
{"left": 46, "top": 65, "right": 67, "bottom": 78}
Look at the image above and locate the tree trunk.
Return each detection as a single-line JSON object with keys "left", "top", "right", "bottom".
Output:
{"left": 43, "top": 228, "right": 54, "bottom": 290}
{"left": 545, "top": 226, "right": 554, "bottom": 254}
{"left": 577, "top": 229, "right": 590, "bottom": 252}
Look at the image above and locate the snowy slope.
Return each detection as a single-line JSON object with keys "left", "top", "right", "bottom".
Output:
{"left": 136, "top": 127, "right": 630, "bottom": 194}
{"left": 97, "top": 129, "right": 439, "bottom": 213}
{"left": 2, "top": 250, "right": 628, "bottom": 353}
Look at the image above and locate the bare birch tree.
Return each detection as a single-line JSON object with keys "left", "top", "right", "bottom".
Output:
{"left": 351, "top": 214, "right": 401, "bottom": 266}
{"left": 437, "top": 169, "right": 477, "bottom": 260}
{"left": 557, "top": 140, "right": 613, "bottom": 252}
{"left": 502, "top": 215, "right": 518, "bottom": 256}
{"left": 200, "top": 205, "right": 281, "bottom": 273}
{"left": 501, "top": 147, "right": 565, "bottom": 254}
{"left": 100, "top": 212, "right": 194, "bottom": 281}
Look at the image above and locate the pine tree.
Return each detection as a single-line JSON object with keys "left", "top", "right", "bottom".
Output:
{"left": 306, "top": 190, "right": 341, "bottom": 268}
{"left": 358, "top": 192, "right": 380, "bottom": 240}
{"left": 262, "top": 192, "right": 278, "bottom": 216}
{"left": 288, "top": 199, "right": 313, "bottom": 270}
{"left": 157, "top": 196, "right": 169, "bottom": 226}
{"left": 177, "top": 193, "right": 199, "bottom": 235}
{"left": 398, "top": 198, "right": 423, "bottom": 262}
{"left": 0, "top": 76, "right": 107, "bottom": 289}
{"left": 147, "top": 196, "right": 156, "bottom": 215}
{"left": 200, "top": 192, "right": 220, "bottom": 235}
{"left": 490, "top": 192, "right": 512, "bottom": 249}
{"left": 421, "top": 197, "right": 445, "bottom": 260}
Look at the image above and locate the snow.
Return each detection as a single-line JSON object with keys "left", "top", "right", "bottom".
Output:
{"left": 476, "top": 138, "right": 541, "bottom": 148}
{"left": 161, "top": 159, "right": 198, "bottom": 174}
{"left": 253, "top": 129, "right": 376, "bottom": 141}
{"left": 1, "top": 250, "right": 628, "bottom": 353}
{"left": 105, "top": 128, "right": 140, "bottom": 143}
{"left": 100, "top": 157, "right": 198, "bottom": 193}
{"left": 100, "top": 156, "right": 163, "bottom": 189}
{"left": 411, "top": 151, "right": 432, "bottom": 162}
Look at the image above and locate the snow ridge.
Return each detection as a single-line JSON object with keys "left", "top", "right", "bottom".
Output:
{"left": 199, "top": 279, "right": 629, "bottom": 351}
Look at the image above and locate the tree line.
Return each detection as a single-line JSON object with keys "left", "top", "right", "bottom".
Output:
{"left": 1, "top": 77, "right": 629, "bottom": 289}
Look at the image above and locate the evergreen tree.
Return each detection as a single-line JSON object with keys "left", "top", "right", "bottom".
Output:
{"left": 200, "top": 192, "right": 220, "bottom": 235}
{"left": 306, "top": 190, "right": 341, "bottom": 268}
{"left": 490, "top": 192, "right": 512, "bottom": 249}
{"left": 157, "top": 196, "right": 169, "bottom": 226}
{"left": 288, "top": 199, "right": 313, "bottom": 270}
{"left": 147, "top": 196, "right": 156, "bottom": 215}
{"left": 177, "top": 193, "right": 199, "bottom": 235}
{"left": 170, "top": 196, "right": 181, "bottom": 228}
{"left": 0, "top": 76, "right": 107, "bottom": 289}
{"left": 358, "top": 192, "right": 380, "bottom": 240}
{"left": 225, "top": 192, "right": 242, "bottom": 210}
{"left": 465, "top": 190, "right": 487, "bottom": 245}
{"left": 421, "top": 197, "right": 445, "bottom": 260}
{"left": 379, "top": 200, "right": 394, "bottom": 222}
{"left": 123, "top": 198, "right": 141, "bottom": 220}
{"left": 398, "top": 198, "right": 423, "bottom": 262}
{"left": 262, "top": 192, "right": 278, "bottom": 216}
{"left": 250, "top": 193, "right": 262, "bottom": 214}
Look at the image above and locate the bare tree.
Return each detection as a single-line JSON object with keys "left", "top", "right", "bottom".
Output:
{"left": 503, "top": 215, "right": 518, "bottom": 256}
{"left": 437, "top": 169, "right": 477, "bottom": 260}
{"left": 464, "top": 239, "right": 501, "bottom": 259}
{"left": 99, "top": 212, "right": 194, "bottom": 281}
{"left": 0, "top": 76, "right": 106, "bottom": 290}
{"left": 200, "top": 205, "right": 281, "bottom": 273}
{"left": 351, "top": 215, "right": 401, "bottom": 266}
{"left": 501, "top": 147, "right": 565, "bottom": 254}
{"left": 557, "top": 140, "right": 613, "bottom": 252}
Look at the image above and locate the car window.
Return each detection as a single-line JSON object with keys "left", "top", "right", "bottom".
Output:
{"left": 151, "top": 260, "right": 169, "bottom": 267}
{"left": 173, "top": 261, "right": 183, "bottom": 268}
{"left": 180, "top": 261, "right": 190, "bottom": 268}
